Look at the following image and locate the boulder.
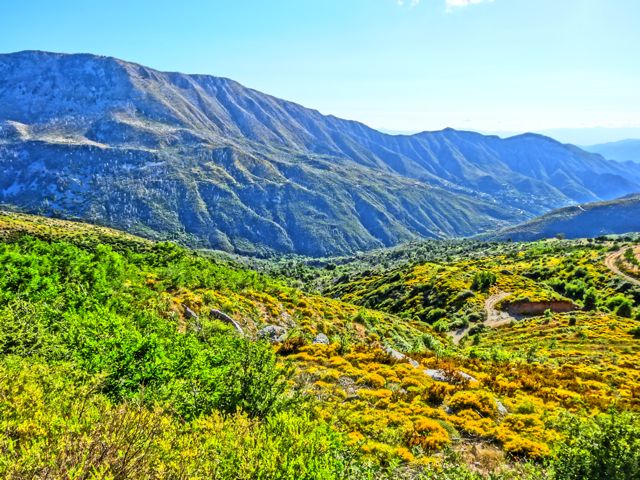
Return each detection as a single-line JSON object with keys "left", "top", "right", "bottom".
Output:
{"left": 495, "top": 398, "right": 508, "bottom": 416}
{"left": 313, "top": 333, "right": 330, "bottom": 344}
{"left": 424, "top": 369, "right": 478, "bottom": 384}
{"left": 384, "top": 346, "right": 420, "bottom": 368}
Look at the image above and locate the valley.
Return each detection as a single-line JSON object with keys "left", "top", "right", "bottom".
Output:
{"left": 2, "top": 1, "right": 639, "bottom": 478}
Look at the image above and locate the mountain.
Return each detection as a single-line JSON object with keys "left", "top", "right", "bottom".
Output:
{"left": 2, "top": 51, "right": 640, "bottom": 256}
{"left": 488, "top": 194, "right": 640, "bottom": 241}
{"left": 583, "top": 139, "right": 640, "bottom": 163}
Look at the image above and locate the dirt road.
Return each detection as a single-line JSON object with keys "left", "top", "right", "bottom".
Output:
{"left": 450, "top": 291, "right": 515, "bottom": 344}
{"left": 604, "top": 247, "right": 640, "bottom": 286}
{"left": 484, "top": 292, "right": 515, "bottom": 327}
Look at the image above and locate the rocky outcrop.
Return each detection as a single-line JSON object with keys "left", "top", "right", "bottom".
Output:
{"left": 424, "top": 369, "right": 478, "bottom": 384}
{"left": 384, "top": 346, "right": 420, "bottom": 368}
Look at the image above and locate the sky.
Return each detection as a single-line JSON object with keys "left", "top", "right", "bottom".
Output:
{"left": 1, "top": 0, "right": 639, "bottom": 143}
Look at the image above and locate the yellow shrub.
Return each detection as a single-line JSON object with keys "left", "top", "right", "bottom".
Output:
{"left": 408, "top": 418, "right": 450, "bottom": 451}
{"left": 448, "top": 390, "right": 498, "bottom": 418}
{"left": 502, "top": 436, "right": 550, "bottom": 459}
{"left": 358, "top": 372, "right": 386, "bottom": 388}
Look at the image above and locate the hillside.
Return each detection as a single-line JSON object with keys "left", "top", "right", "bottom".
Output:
{"left": 3, "top": 51, "right": 640, "bottom": 255}
{"left": 488, "top": 194, "right": 640, "bottom": 241}
{"left": 1, "top": 212, "right": 639, "bottom": 478}
{"left": 584, "top": 139, "right": 640, "bottom": 163}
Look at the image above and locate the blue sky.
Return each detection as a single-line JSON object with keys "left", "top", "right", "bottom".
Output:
{"left": 1, "top": 0, "right": 639, "bottom": 141}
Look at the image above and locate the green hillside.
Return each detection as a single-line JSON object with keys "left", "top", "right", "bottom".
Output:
{"left": 1, "top": 212, "right": 639, "bottom": 479}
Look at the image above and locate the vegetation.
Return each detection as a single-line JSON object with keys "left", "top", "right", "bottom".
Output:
{"left": 1, "top": 212, "right": 639, "bottom": 478}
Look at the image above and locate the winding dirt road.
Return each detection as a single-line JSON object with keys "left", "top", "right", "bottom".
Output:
{"left": 450, "top": 291, "right": 516, "bottom": 344}
{"left": 604, "top": 246, "right": 640, "bottom": 286}
{"left": 484, "top": 292, "right": 515, "bottom": 327}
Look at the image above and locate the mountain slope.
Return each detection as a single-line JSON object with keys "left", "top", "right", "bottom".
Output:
{"left": 2, "top": 51, "right": 640, "bottom": 255}
{"left": 583, "top": 139, "right": 640, "bottom": 163}
{"left": 488, "top": 194, "right": 640, "bottom": 241}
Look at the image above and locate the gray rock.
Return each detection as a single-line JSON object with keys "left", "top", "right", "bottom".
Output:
{"left": 384, "top": 346, "right": 421, "bottom": 368}
{"left": 258, "top": 325, "right": 286, "bottom": 342}
{"left": 384, "top": 346, "right": 406, "bottom": 361}
{"left": 337, "top": 376, "right": 359, "bottom": 398}
{"left": 184, "top": 306, "right": 198, "bottom": 320}
{"left": 424, "top": 369, "right": 449, "bottom": 382}
{"left": 184, "top": 306, "right": 203, "bottom": 332}
{"left": 424, "top": 369, "right": 478, "bottom": 384}
{"left": 210, "top": 309, "right": 244, "bottom": 335}
{"left": 495, "top": 398, "right": 508, "bottom": 416}
{"left": 313, "top": 333, "right": 330, "bottom": 344}
{"left": 458, "top": 371, "right": 478, "bottom": 383}
{"left": 407, "top": 357, "right": 420, "bottom": 368}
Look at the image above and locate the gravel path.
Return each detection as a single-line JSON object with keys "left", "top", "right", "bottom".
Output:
{"left": 604, "top": 247, "right": 640, "bottom": 286}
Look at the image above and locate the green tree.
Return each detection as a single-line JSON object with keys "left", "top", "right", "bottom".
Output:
{"left": 583, "top": 288, "right": 598, "bottom": 311}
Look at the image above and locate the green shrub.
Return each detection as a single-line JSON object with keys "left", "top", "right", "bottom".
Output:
{"left": 616, "top": 299, "right": 634, "bottom": 318}
{"left": 551, "top": 411, "right": 640, "bottom": 480}
{"left": 0, "top": 358, "right": 375, "bottom": 480}
{"left": 471, "top": 271, "right": 497, "bottom": 292}
{"left": 582, "top": 288, "right": 598, "bottom": 311}
{"left": 424, "top": 308, "right": 447, "bottom": 324}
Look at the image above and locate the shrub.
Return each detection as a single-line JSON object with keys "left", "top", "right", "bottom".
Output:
{"left": 471, "top": 271, "right": 497, "bottom": 292}
{"left": 0, "top": 358, "right": 371, "bottom": 480}
{"left": 583, "top": 288, "right": 598, "bottom": 311}
{"left": 448, "top": 390, "right": 497, "bottom": 418}
{"left": 551, "top": 411, "right": 640, "bottom": 480}
{"left": 424, "top": 308, "right": 447, "bottom": 324}
{"left": 408, "top": 418, "right": 450, "bottom": 451}
{"left": 616, "top": 299, "right": 634, "bottom": 318}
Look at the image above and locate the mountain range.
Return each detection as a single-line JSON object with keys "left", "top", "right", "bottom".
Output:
{"left": 488, "top": 194, "right": 640, "bottom": 241}
{"left": 2, "top": 50, "right": 640, "bottom": 255}
{"left": 583, "top": 139, "right": 640, "bottom": 163}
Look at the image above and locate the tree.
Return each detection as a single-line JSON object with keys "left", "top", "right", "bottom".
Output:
{"left": 583, "top": 288, "right": 598, "bottom": 311}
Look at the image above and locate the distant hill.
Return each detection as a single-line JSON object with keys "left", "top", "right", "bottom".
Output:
{"left": 2, "top": 51, "right": 640, "bottom": 256}
{"left": 583, "top": 139, "right": 640, "bottom": 163}
{"left": 488, "top": 194, "right": 640, "bottom": 241}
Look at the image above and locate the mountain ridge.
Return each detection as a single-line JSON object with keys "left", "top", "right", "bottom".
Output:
{"left": 583, "top": 139, "right": 640, "bottom": 163}
{"left": 486, "top": 193, "right": 640, "bottom": 241}
{"left": 2, "top": 50, "right": 640, "bottom": 255}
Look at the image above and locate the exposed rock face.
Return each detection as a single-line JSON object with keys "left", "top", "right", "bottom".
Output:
{"left": 384, "top": 346, "right": 420, "bottom": 368}
{"left": 505, "top": 301, "right": 578, "bottom": 316}
{"left": 3, "top": 51, "right": 640, "bottom": 256}
{"left": 184, "top": 306, "right": 198, "bottom": 320}
{"left": 495, "top": 398, "right": 509, "bottom": 416}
